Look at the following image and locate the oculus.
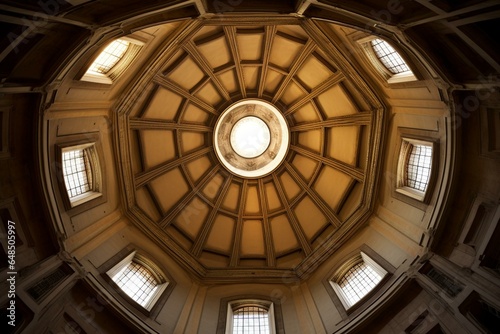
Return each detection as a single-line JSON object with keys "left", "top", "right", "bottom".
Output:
{"left": 214, "top": 100, "right": 289, "bottom": 178}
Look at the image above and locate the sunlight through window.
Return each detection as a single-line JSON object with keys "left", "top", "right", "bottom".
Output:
{"left": 405, "top": 144, "right": 432, "bottom": 192}
{"left": 371, "top": 38, "right": 410, "bottom": 74}
{"left": 62, "top": 149, "right": 92, "bottom": 198}
{"left": 338, "top": 261, "right": 383, "bottom": 307}
{"left": 112, "top": 261, "right": 159, "bottom": 307}
{"left": 87, "top": 39, "right": 130, "bottom": 74}
{"left": 232, "top": 305, "right": 270, "bottom": 334}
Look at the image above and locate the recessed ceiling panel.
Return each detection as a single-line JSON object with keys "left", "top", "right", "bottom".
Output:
{"left": 217, "top": 70, "right": 239, "bottom": 94}
{"left": 265, "top": 182, "right": 283, "bottom": 212}
{"left": 294, "top": 195, "right": 328, "bottom": 241}
{"left": 241, "top": 220, "right": 265, "bottom": 256}
{"left": 316, "top": 84, "right": 358, "bottom": 118}
{"left": 140, "top": 130, "right": 176, "bottom": 169}
{"left": 143, "top": 87, "right": 182, "bottom": 120}
{"left": 197, "top": 36, "right": 231, "bottom": 69}
{"left": 222, "top": 182, "right": 241, "bottom": 211}
{"left": 202, "top": 173, "right": 225, "bottom": 202}
{"left": 168, "top": 56, "right": 205, "bottom": 90}
{"left": 194, "top": 82, "right": 222, "bottom": 106}
{"left": 136, "top": 187, "right": 161, "bottom": 221}
{"left": 149, "top": 168, "right": 189, "bottom": 213}
{"left": 296, "top": 54, "right": 334, "bottom": 90}
{"left": 325, "top": 126, "right": 360, "bottom": 165}
{"left": 242, "top": 67, "right": 260, "bottom": 91}
{"left": 291, "top": 102, "right": 321, "bottom": 124}
{"left": 339, "top": 181, "right": 363, "bottom": 221}
{"left": 264, "top": 70, "right": 284, "bottom": 95}
{"left": 205, "top": 214, "right": 235, "bottom": 253}
{"left": 270, "top": 34, "right": 304, "bottom": 69}
{"left": 237, "top": 31, "right": 264, "bottom": 61}
{"left": 291, "top": 154, "right": 319, "bottom": 183}
{"left": 174, "top": 197, "right": 209, "bottom": 239}
{"left": 180, "top": 131, "right": 206, "bottom": 154}
{"left": 245, "top": 185, "right": 261, "bottom": 215}
{"left": 279, "top": 171, "right": 302, "bottom": 202}
{"left": 313, "top": 166, "right": 352, "bottom": 212}
{"left": 181, "top": 103, "right": 211, "bottom": 123}
{"left": 185, "top": 156, "right": 212, "bottom": 184}
{"left": 281, "top": 81, "right": 307, "bottom": 106}
{"left": 270, "top": 214, "right": 299, "bottom": 254}
{"left": 297, "top": 129, "right": 322, "bottom": 154}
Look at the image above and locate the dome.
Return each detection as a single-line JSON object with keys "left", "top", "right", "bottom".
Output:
{"left": 116, "top": 20, "right": 384, "bottom": 280}
{"left": 1, "top": 1, "right": 499, "bottom": 334}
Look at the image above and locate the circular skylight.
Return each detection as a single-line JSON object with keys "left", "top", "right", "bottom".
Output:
{"left": 230, "top": 116, "right": 271, "bottom": 158}
{"left": 214, "top": 99, "right": 289, "bottom": 178}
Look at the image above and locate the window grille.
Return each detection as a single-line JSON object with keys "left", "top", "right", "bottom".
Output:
{"left": 338, "top": 261, "right": 383, "bottom": 307}
{"left": 62, "top": 149, "right": 93, "bottom": 198}
{"left": 371, "top": 38, "right": 410, "bottom": 74}
{"left": 27, "top": 265, "right": 71, "bottom": 302}
{"left": 426, "top": 267, "right": 463, "bottom": 297}
{"left": 87, "top": 39, "right": 130, "bottom": 74}
{"left": 405, "top": 144, "right": 432, "bottom": 192}
{"left": 111, "top": 261, "right": 159, "bottom": 308}
{"left": 232, "top": 305, "right": 270, "bottom": 334}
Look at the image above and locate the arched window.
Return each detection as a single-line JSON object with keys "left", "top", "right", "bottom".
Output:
{"left": 396, "top": 138, "right": 436, "bottom": 202}
{"left": 107, "top": 251, "right": 169, "bottom": 311}
{"left": 225, "top": 300, "right": 277, "bottom": 334}
{"left": 337, "top": 261, "right": 383, "bottom": 307}
{"left": 331, "top": 252, "right": 388, "bottom": 310}
{"left": 232, "top": 305, "right": 270, "bottom": 334}
{"left": 60, "top": 143, "right": 102, "bottom": 208}
{"left": 111, "top": 261, "right": 159, "bottom": 308}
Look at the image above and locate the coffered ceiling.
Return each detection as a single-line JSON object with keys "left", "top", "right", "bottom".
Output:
{"left": 115, "top": 18, "right": 385, "bottom": 282}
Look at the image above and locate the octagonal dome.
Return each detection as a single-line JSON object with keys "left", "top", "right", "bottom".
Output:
{"left": 115, "top": 18, "right": 384, "bottom": 281}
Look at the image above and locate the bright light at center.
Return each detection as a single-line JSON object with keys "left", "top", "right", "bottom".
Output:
{"left": 230, "top": 116, "right": 271, "bottom": 158}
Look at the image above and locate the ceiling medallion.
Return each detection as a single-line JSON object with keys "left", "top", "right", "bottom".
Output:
{"left": 214, "top": 99, "right": 289, "bottom": 178}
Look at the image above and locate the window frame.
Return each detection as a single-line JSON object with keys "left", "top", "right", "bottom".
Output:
{"left": 56, "top": 141, "right": 103, "bottom": 210}
{"left": 60, "top": 142, "right": 102, "bottom": 207}
{"left": 52, "top": 131, "right": 107, "bottom": 216}
{"left": 330, "top": 252, "right": 388, "bottom": 311}
{"left": 357, "top": 36, "right": 417, "bottom": 84}
{"left": 106, "top": 251, "right": 169, "bottom": 312}
{"left": 217, "top": 295, "right": 285, "bottom": 334}
{"left": 324, "top": 245, "right": 395, "bottom": 318}
{"left": 226, "top": 300, "right": 275, "bottom": 334}
{"left": 396, "top": 137, "right": 437, "bottom": 203}
{"left": 98, "top": 245, "right": 175, "bottom": 318}
{"left": 79, "top": 36, "right": 144, "bottom": 85}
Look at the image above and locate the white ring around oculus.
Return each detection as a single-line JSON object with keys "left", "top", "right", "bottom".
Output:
{"left": 214, "top": 99, "right": 289, "bottom": 178}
